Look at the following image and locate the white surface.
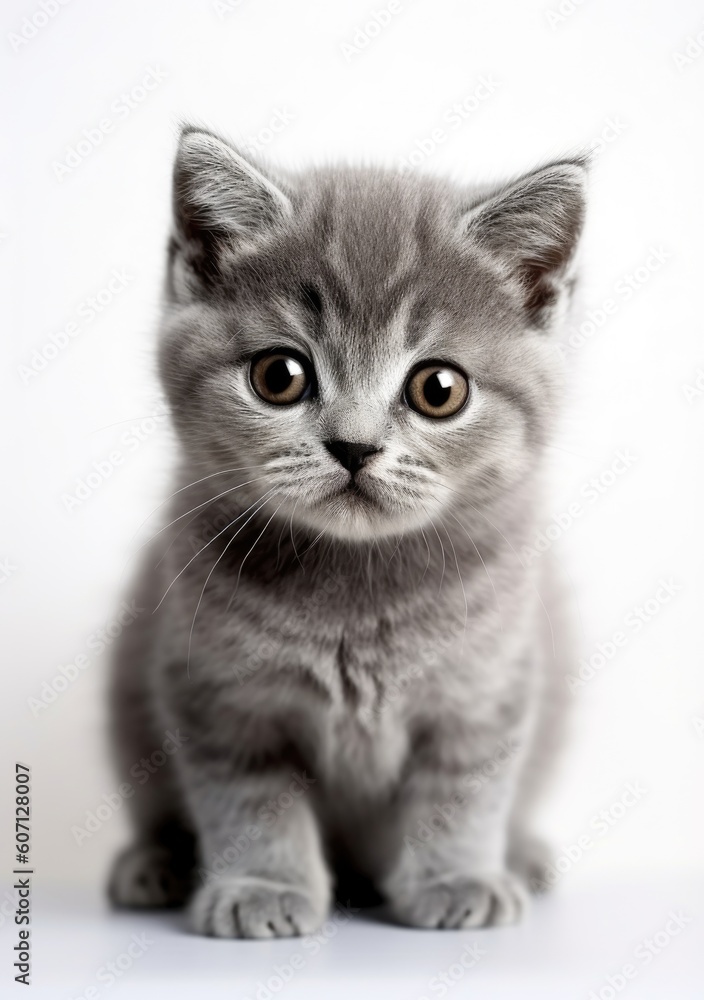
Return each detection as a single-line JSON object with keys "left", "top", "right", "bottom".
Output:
{"left": 1, "top": 0, "right": 703, "bottom": 970}
{"left": 11, "top": 878, "right": 703, "bottom": 998}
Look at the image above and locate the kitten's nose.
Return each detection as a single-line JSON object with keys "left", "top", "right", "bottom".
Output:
{"left": 324, "top": 440, "right": 380, "bottom": 475}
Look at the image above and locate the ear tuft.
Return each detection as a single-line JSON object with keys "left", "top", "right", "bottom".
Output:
{"left": 171, "top": 126, "right": 291, "bottom": 285}
{"left": 461, "top": 158, "right": 588, "bottom": 327}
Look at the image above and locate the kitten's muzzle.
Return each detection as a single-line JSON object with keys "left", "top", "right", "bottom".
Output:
{"left": 324, "top": 440, "right": 381, "bottom": 476}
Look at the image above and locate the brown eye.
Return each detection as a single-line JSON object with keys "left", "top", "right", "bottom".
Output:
{"left": 250, "top": 351, "right": 313, "bottom": 405}
{"left": 406, "top": 363, "right": 469, "bottom": 418}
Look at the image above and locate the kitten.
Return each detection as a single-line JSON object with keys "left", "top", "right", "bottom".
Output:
{"left": 107, "top": 125, "right": 586, "bottom": 937}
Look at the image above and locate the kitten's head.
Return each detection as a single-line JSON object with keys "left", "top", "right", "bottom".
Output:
{"left": 159, "top": 126, "right": 586, "bottom": 541}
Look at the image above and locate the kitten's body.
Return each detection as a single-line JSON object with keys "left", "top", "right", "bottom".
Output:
{"left": 108, "top": 134, "right": 585, "bottom": 936}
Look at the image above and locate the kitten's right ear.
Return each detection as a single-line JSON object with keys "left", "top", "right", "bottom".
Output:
{"left": 459, "top": 158, "right": 588, "bottom": 329}
{"left": 170, "top": 126, "right": 291, "bottom": 288}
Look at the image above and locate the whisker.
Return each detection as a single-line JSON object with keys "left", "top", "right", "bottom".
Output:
{"left": 543, "top": 442, "right": 594, "bottom": 461}
{"left": 437, "top": 513, "right": 468, "bottom": 649}
{"left": 321, "top": 532, "right": 336, "bottom": 571}
{"left": 458, "top": 497, "right": 556, "bottom": 659}
{"left": 135, "top": 475, "right": 271, "bottom": 556}
{"left": 154, "top": 487, "right": 277, "bottom": 612}
{"left": 129, "top": 465, "right": 267, "bottom": 542}
{"left": 289, "top": 498, "right": 304, "bottom": 570}
{"left": 386, "top": 534, "right": 403, "bottom": 567}
{"left": 154, "top": 504, "right": 211, "bottom": 569}
{"left": 367, "top": 542, "right": 374, "bottom": 600}
{"left": 226, "top": 496, "right": 285, "bottom": 611}
{"left": 186, "top": 493, "right": 281, "bottom": 677}
{"left": 86, "top": 411, "right": 171, "bottom": 435}
{"left": 298, "top": 521, "right": 330, "bottom": 560}
{"left": 185, "top": 530, "right": 240, "bottom": 679}
{"left": 443, "top": 507, "right": 503, "bottom": 628}
{"left": 418, "top": 524, "right": 432, "bottom": 587}
{"left": 274, "top": 515, "right": 289, "bottom": 573}
{"left": 421, "top": 504, "right": 446, "bottom": 596}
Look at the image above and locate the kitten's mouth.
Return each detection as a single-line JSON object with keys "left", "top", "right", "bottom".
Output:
{"left": 338, "top": 479, "right": 382, "bottom": 508}
{"left": 312, "top": 477, "right": 383, "bottom": 512}
{"left": 345, "top": 480, "right": 369, "bottom": 497}
{"left": 299, "top": 476, "right": 423, "bottom": 540}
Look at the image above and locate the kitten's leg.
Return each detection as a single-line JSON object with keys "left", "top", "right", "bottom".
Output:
{"left": 107, "top": 703, "right": 196, "bottom": 911}
{"left": 108, "top": 685, "right": 197, "bottom": 909}
{"left": 508, "top": 563, "right": 573, "bottom": 892}
{"left": 506, "top": 829, "right": 553, "bottom": 892}
{"left": 379, "top": 729, "right": 529, "bottom": 929}
{"left": 176, "top": 738, "right": 331, "bottom": 939}
{"left": 107, "top": 559, "right": 196, "bottom": 909}
{"left": 108, "top": 826, "right": 195, "bottom": 910}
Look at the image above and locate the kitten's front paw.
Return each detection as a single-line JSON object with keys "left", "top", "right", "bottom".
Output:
{"left": 108, "top": 843, "right": 192, "bottom": 909}
{"left": 507, "top": 833, "right": 554, "bottom": 893}
{"left": 390, "top": 872, "right": 527, "bottom": 929}
{"left": 191, "top": 877, "right": 328, "bottom": 938}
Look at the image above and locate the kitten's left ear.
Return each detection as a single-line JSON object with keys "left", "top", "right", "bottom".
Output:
{"left": 460, "top": 158, "right": 588, "bottom": 328}
{"left": 170, "top": 125, "right": 292, "bottom": 289}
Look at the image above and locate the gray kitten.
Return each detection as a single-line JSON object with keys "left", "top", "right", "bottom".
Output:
{"left": 107, "top": 125, "right": 586, "bottom": 937}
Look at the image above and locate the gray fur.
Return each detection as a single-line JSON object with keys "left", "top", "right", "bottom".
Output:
{"left": 108, "top": 125, "right": 586, "bottom": 936}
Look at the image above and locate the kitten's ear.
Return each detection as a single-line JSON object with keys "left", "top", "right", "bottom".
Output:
{"left": 460, "top": 158, "right": 588, "bottom": 328}
{"left": 170, "top": 125, "right": 291, "bottom": 285}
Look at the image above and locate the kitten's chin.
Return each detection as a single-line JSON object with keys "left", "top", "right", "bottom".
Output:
{"left": 295, "top": 489, "right": 431, "bottom": 542}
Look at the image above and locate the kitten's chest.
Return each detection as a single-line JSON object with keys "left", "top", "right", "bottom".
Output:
{"left": 220, "top": 571, "right": 467, "bottom": 784}
{"left": 320, "top": 627, "right": 410, "bottom": 791}
{"left": 312, "top": 606, "right": 452, "bottom": 790}
{"left": 264, "top": 572, "right": 465, "bottom": 721}
{"left": 317, "top": 590, "right": 449, "bottom": 713}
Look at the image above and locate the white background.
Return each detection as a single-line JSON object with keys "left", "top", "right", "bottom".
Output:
{"left": 2, "top": 0, "right": 703, "bottom": 995}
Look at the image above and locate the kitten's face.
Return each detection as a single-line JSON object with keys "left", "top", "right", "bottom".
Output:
{"left": 160, "top": 131, "right": 585, "bottom": 541}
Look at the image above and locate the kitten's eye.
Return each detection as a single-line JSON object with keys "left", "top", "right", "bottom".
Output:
{"left": 406, "top": 363, "right": 469, "bottom": 418}
{"left": 250, "top": 351, "right": 313, "bottom": 405}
